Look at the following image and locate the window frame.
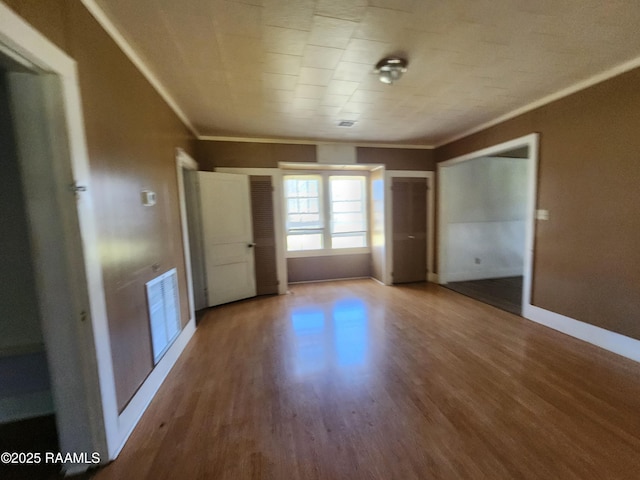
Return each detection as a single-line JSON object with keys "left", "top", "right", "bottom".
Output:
{"left": 284, "top": 174, "right": 324, "bottom": 251}
{"left": 284, "top": 171, "right": 370, "bottom": 258}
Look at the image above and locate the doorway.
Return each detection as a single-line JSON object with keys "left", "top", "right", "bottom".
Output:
{"left": 0, "top": 64, "right": 61, "bottom": 480}
{"left": 0, "top": 6, "right": 111, "bottom": 470}
{"left": 438, "top": 134, "right": 538, "bottom": 315}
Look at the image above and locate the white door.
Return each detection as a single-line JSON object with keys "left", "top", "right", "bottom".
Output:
{"left": 198, "top": 171, "right": 256, "bottom": 306}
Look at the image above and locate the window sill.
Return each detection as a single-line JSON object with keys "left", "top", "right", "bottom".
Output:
{"left": 286, "top": 247, "right": 371, "bottom": 259}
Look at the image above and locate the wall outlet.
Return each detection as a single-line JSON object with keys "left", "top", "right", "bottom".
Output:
{"left": 536, "top": 209, "right": 549, "bottom": 220}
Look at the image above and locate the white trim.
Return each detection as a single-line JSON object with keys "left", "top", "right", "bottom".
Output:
{"left": 436, "top": 55, "right": 640, "bottom": 147}
{"left": 437, "top": 133, "right": 539, "bottom": 313}
{"left": 279, "top": 161, "right": 377, "bottom": 171}
{"left": 446, "top": 267, "right": 525, "bottom": 283}
{"left": 384, "top": 170, "right": 435, "bottom": 286}
{"left": 523, "top": 305, "right": 640, "bottom": 364}
{"left": 0, "top": 41, "right": 37, "bottom": 70}
{"left": 175, "top": 148, "right": 198, "bottom": 324}
{"left": 200, "top": 135, "right": 434, "bottom": 149}
{"left": 216, "top": 167, "right": 281, "bottom": 176}
{"left": 176, "top": 147, "right": 198, "bottom": 170}
{"left": 80, "top": 0, "right": 198, "bottom": 137}
{"left": 428, "top": 272, "right": 439, "bottom": 283}
{"left": 214, "top": 167, "right": 288, "bottom": 294}
{"left": 288, "top": 276, "right": 371, "bottom": 285}
{"left": 111, "top": 319, "right": 195, "bottom": 457}
{"left": 0, "top": 1, "right": 112, "bottom": 465}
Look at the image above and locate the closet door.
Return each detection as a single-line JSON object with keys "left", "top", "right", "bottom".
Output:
{"left": 392, "top": 177, "right": 427, "bottom": 284}
{"left": 250, "top": 176, "right": 278, "bottom": 295}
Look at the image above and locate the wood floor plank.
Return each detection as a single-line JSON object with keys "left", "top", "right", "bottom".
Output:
{"left": 93, "top": 280, "right": 640, "bottom": 479}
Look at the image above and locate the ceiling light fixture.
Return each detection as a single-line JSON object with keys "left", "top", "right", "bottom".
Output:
{"left": 375, "top": 57, "right": 408, "bottom": 85}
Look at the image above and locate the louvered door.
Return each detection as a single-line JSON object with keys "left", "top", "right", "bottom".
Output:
{"left": 250, "top": 176, "right": 279, "bottom": 295}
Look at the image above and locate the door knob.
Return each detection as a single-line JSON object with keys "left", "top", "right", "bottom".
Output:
{"left": 408, "top": 235, "right": 415, "bottom": 239}
{"left": 248, "top": 243, "right": 256, "bottom": 248}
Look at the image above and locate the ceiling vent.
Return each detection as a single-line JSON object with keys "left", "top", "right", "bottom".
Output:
{"left": 337, "top": 120, "right": 356, "bottom": 127}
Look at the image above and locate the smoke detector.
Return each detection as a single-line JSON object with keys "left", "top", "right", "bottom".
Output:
{"left": 375, "top": 57, "right": 408, "bottom": 85}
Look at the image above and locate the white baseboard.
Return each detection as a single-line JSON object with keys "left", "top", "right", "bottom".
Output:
{"left": 288, "top": 276, "right": 371, "bottom": 285}
{"left": 523, "top": 304, "right": 640, "bottom": 363}
{"left": 111, "top": 318, "right": 196, "bottom": 459}
{"left": 428, "top": 273, "right": 439, "bottom": 283}
{"left": 446, "top": 267, "right": 522, "bottom": 282}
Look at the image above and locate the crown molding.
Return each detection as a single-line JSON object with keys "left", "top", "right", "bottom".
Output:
{"left": 436, "top": 54, "right": 640, "bottom": 148}
{"left": 197, "top": 135, "right": 435, "bottom": 149}
{"left": 81, "top": 0, "right": 199, "bottom": 137}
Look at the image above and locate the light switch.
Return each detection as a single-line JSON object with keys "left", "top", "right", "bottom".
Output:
{"left": 141, "top": 190, "right": 156, "bottom": 206}
{"left": 536, "top": 209, "right": 549, "bottom": 221}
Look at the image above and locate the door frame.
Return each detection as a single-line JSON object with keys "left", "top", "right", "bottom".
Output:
{"left": 0, "top": 3, "right": 110, "bottom": 470}
{"left": 384, "top": 170, "right": 435, "bottom": 286}
{"left": 175, "top": 148, "right": 198, "bottom": 319}
{"left": 437, "top": 133, "right": 539, "bottom": 311}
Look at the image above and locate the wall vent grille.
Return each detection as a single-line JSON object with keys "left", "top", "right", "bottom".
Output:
{"left": 146, "top": 268, "right": 181, "bottom": 364}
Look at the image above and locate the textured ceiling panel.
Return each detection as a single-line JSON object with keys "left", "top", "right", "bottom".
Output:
{"left": 94, "top": 0, "right": 640, "bottom": 144}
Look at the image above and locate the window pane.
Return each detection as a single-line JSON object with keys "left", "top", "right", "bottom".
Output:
{"left": 332, "top": 201, "right": 362, "bottom": 213}
{"left": 288, "top": 198, "right": 299, "bottom": 213}
{"left": 287, "top": 234, "right": 323, "bottom": 251}
{"left": 332, "top": 234, "right": 366, "bottom": 249}
{"left": 329, "top": 176, "right": 366, "bottom": 240}
{"left": 332, "top": 212, "right": 366, "bottom": 233}
{"left": 288, "top": 213, "right": 321, "bottom": 227}
{"left": 307, "top": 180, "right": 318, "bottom": 196}
{"left": 285, "top": 176, "right": 323, "bottom": 237}
{"left": 331, "top": 178, "right": 362, "bottom": 201}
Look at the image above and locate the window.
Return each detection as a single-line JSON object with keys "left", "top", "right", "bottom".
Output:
{"left": 285, "top": 175, "right": 323, "bottom": 251}
{"left": 285, "top": 174, "right": 367, "bottom": 253}
{"left": 329, "top": 176, "right": 367, "bottom": 249}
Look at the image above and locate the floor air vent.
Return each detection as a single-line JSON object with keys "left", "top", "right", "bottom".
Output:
{"left": 146, "top": 268, "right": 181, "bottom": 364}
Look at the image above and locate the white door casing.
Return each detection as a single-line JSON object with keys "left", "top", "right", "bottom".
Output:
{"left": 198, "top": 171, "right": 257, "bottom": 306}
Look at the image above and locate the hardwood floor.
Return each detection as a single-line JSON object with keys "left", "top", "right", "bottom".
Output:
{"left": 446, "top": 276, "right": 523, "bottom": 315}
{"left": 93, "top": 279, "right": 640, "bottom": 479}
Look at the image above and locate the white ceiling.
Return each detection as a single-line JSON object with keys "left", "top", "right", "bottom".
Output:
{"left": 91, "top": 0, "right": 640, "bottom": 145}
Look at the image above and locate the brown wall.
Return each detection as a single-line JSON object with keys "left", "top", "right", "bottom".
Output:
{"left": 195, "top": 140, "right": 435, "bottom": 171}
{"left": 288, "top": 254, "right": 371, "bottom": 283}
{"left": 3, "top": 0, "right": 68, "bottom": 52}
{"left": 6, "top": 0, "right": 196, "bottom": 410}
{"left": 195, "top": 140, "right": 432, "bottom": 283}
{"left": 195, "top": 140, "right": 316, "bottom": 170}
{"left": 435, "top": 67, "right": 640, "bottom": 341}
{"left": 357, "top": 147, "right": 435, "bottom": 171}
